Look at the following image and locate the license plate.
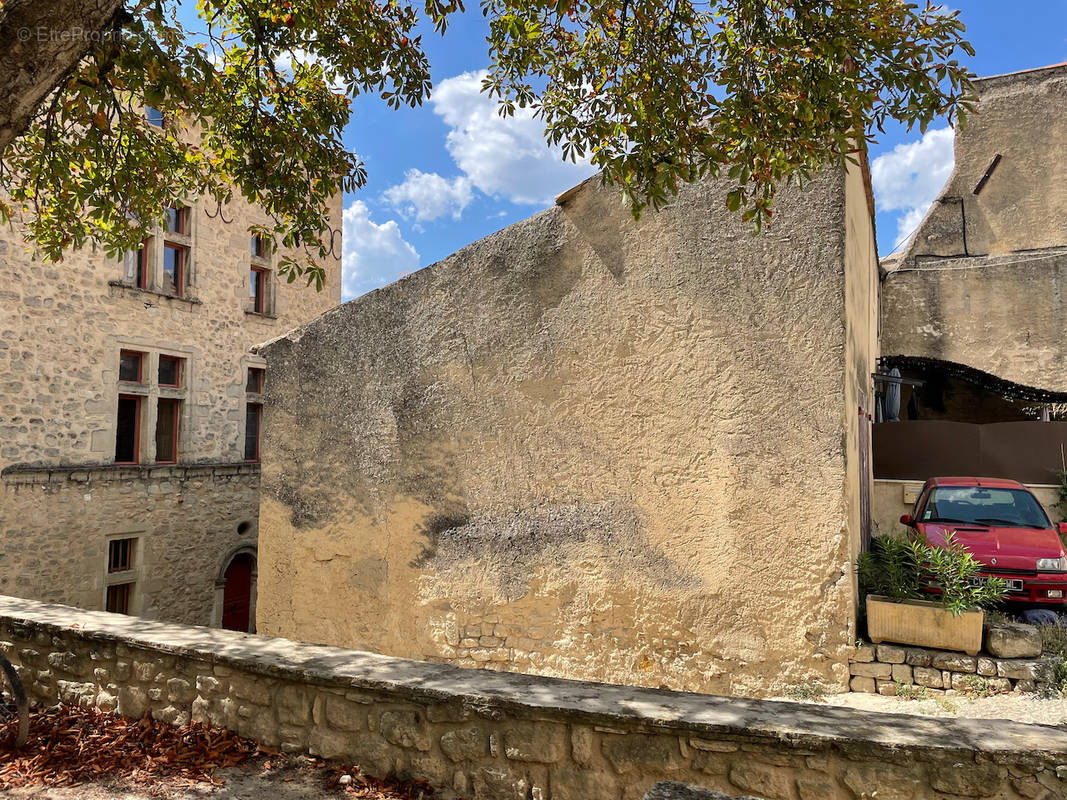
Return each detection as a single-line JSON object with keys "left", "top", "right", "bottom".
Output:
{"left": 972, "top": 576, "right": 1024, "bottom": 592}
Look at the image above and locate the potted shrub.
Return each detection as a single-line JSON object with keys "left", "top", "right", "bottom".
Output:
{"left": 859, "top": 532, "right": 1006, "bottom": 655}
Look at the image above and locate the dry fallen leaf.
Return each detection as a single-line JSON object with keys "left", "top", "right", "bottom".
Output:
{"left": 0, "top": 704, "right": 447, "bottom": 798}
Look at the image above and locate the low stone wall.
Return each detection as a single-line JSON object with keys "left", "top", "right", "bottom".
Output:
{"left": 848, "top": 643, "right": 1053, "bottom": 696}
{"left": 2, "top": 596, "right": 1067, "bottom": 800}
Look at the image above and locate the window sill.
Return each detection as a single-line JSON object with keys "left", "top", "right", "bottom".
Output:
{"left": 245, "top": 310, "right": 278, "bottom": 320}
{"left": 108, "top": 281, "right": 202, "bottom": 306}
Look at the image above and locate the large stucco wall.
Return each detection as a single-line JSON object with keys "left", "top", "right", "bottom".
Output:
{"left": 258, "top": 167, "right": 875, "bottom": 697}
{"left": 882, "top": 65, "right": 1067, "bottom": 390}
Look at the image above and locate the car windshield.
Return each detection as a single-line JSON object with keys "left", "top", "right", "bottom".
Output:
{"left": 921, "top": 486, "right": 1052, "bottom": 529}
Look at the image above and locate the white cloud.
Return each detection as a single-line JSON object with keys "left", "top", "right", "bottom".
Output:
{"left": 383, "top": 169, "right": 473, "bottom": 223}
{"left": 275, "top": 49, "right": 347, "bottom": 93}
{"left": 341, "top": 200, "right": 419, "bottom": 300}
{"left": 871, "top": 127, "right": 955, "bottom": 247}
{"left": 431, "top": 70, "right": 597, "bottom": 206}
{"left": 894, "top": 205, "right": 932, "bottom": 246}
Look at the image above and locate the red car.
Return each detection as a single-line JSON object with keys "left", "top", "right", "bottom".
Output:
{"left": 901, "top": 477, "right": 1067, "bottom": 606}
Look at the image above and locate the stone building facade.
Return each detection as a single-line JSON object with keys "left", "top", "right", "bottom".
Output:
{"left": 256, "top": 161, "right": 878, "bottom": 698}
{"left": 881, "top": 63, "right": 1067, "bottom": 395}
{"left": 0, "top": 190, "right": 341, "bottom": 628}
{"left": 873, "top": 64, "right": 1067, "bottom": 535}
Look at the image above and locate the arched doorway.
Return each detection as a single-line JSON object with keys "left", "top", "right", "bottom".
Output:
{"left": 221, "top": 553, "right": 255, "bottom": 632}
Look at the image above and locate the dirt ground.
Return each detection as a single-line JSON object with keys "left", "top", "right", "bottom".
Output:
{"left": 805, "top": 690, "right": 1067, "bottom": 726}
{"left": 2, "top": 757, "right": 363, "bottom": 800}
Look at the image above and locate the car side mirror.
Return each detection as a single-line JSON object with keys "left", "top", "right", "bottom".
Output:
{"left": 900, "top": 514, "right": 915, "bottom": 526}
{"left": 1057, "top": 522, "right": 1067, "bottom": 536}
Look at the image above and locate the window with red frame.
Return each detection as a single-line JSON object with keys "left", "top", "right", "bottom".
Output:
{"left": 115, "top": 395, "right": 141, "bottom": 464}
{"left": 155, "top": 398, "right": 180, "bottom": 463}
{"left": 158, "top": 355, "right": 183, "bottom": 387}
{"left": 119, "top": 351, "right": 143, "bottom": 383}
{"left": 244, "top": 403, "right": 262, "bottom": 462}
{"left": 162, "top": 243, "right": 186, "bottom": 296}
{"left": 108, "top": 538, "right": 136, "bottom": 573}
{"left": 106, "top": 583, "right": 133, "bottom": 614}
{"left": 250, "top": 267, "right": 267, "bottom": 313}
{"left": 166, "top": 205, "right": 186, "bottom": 234}
{"left": 246, "top": 367, "right": 264, "bottom": 394}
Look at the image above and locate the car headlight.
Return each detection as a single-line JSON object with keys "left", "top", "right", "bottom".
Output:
{"left": 1037, "top": 557, "right": 1067, "bottom": 572}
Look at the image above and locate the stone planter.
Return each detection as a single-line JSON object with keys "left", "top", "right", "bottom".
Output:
{"left": 866, "top": 595, "right": 984, "bottom": 655}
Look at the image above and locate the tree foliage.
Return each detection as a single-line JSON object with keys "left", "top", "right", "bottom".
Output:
{"left": 0, "top": 0, "right": 976, "bottom": 285}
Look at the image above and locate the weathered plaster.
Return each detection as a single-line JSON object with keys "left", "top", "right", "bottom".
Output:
{"left": 883, "top": 65, "right": 1067, "bottom": 391}
{"left": 257, "top": 166, "right": 877, "bottom": 697}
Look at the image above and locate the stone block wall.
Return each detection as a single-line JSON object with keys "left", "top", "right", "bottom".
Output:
{"left": 0, "top": 181, "right": 340, "bottom": 622}
{"left": 0, "top": 464, "right": 259, "bottom": 625}
{"left": 848, "top": 643, "right": 1055, "bottom": 696}
{"left": 2, "top": 596, "right": 1067, "bottom": 800}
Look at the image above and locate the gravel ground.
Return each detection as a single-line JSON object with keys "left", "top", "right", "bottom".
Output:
{"left": 804, "top": 690, "right": 1067, "bottom": 726}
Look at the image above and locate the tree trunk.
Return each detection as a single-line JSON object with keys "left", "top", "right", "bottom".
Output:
{"left": 0, "top": 0, "right": 125, "bottom": 150}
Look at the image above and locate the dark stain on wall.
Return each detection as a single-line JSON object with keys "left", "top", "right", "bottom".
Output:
{"left": 412, "top": 501, "right": 700, "bottom": 600}
{"left": 271, "top": 478, "right": 333, "bottom": 529}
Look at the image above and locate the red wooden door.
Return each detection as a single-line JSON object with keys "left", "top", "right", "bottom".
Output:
{"left": 221, "top": 554, "right": 254, "bottom": 632}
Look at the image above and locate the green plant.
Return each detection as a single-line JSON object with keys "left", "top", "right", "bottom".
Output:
{"left": 858, "top": 532, "right": 1007, "bottom": 616}
{"left": 1038, "top": 623, "right": 1067, "bottom": 696}
{"left": 923, "top": 532, "right": 1008, "bottom": 616}
{"left": 858, "top": 535, "right": 924, "bottom": 603}
{"left": 984, "top": 610, "right": 1014, "bottom": 626}
{"left": 1039, "top": 623, "right": 1067, "bottom": 658}
{"left": 933, "top": 696, "right": 958, "bottom": 714}
{"left": 1057, "top": 469, "right": 1067, "bottom": 523}
{"left": 955, "top": 674, "right": 994, "bottom": 698}
{"left": 894, "top": 682, "right": 928, "bottom": 701}
{"left": 783, "top": 681, "right": 829, "bottom": 703}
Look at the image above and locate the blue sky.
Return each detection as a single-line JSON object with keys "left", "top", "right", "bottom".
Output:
{"left": 194, "top": 3, "right": 1067, "bottom": 301}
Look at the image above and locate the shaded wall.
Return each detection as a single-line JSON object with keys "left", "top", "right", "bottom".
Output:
{"left": 881, "top": 252, "right": 1067, "bottom": 392}
{"left": 257, "top": 168, "right": 875, "bottom": 697}
{"left": 0, "top": 464, "right": 259, "bottom": 625}
{"left": 873, "top": 421, "right": 1067, "bottom": 485}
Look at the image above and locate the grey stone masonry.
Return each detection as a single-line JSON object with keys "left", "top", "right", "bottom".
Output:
{"left": 984, "top": 623, "right": 1043, "bottom": 659}
{"left": 849, "top": 633, "right": 1057, "bottom": 697}
{"left": 2, "top": 596, "right": 1067, "bottom": 800}
{"left": 643, "top": 784, "right": 760, "bottom": 800}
